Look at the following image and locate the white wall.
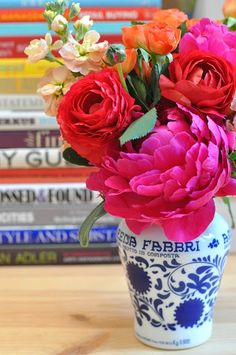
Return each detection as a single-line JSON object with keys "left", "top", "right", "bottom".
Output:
{"left": 215, "top": 198, "right": 236, "bottom": 252}
{"left": 193, "top": 0, "right": 224, "bottom": 19}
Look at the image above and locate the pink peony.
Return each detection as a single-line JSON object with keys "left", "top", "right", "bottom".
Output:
{"left": 179, "top": 18, "right": 236, "bottom": 67}
{"left": 87, "top": 105, "right": 236, "bottom": 242}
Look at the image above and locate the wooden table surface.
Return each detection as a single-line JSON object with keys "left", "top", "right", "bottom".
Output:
{"left": 0, "top": 256, "right": 235, "bottom": 355}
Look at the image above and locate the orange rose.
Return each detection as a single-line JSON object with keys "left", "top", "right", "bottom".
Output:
{"left": 122, "top": 22, "right": 181, "bottom": 55}
{"left": 116, "top": 48, "right": 137, "bottom": 74}
{"left": 153, "top": 8, "right": 188, "bottom": 27}
{"left": 223, "top": 0, "right": 236, "bottom": 18}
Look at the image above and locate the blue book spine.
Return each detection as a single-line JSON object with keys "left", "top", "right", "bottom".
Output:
{"left": 0, "top": 0, "right": 161, "bottom": 9}
{"left": 0, "top": 225, "right": 118, "bottom": 245}
{"left": 0, "top": 21, "right": 130, "bottom": 36}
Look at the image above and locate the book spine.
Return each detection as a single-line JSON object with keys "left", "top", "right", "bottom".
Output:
{"left": 0, "top": 245, "right": 120, "bottom": 265}
{"left": 0, "top": 206, "right": 118, "bottom": 226}
{"left": 0, "top": 225, "right": 118, "bottom": 245}
{"left": 0, "top": 77, "right": 40, "bottom": 95}
{"left": 0, "top": 182, "right": 101, "bottom": 206}
{"left": 0, "top": 176, "right": 92, "bottom": 184}
{"left": 0, "top": 95, "right": 44, "bottom": 111}
{"left": 0, "top": 147, "right": 72, "bottom": 168}
{"left": 0, "top": 34, "right": 122, "bottom": 58}
{"left": 0, "top": 166, "right": 96, "bottom": 184}
{"left": 0, "top": 21, "right": 130, "bottom": 36}
{"left": 0, "top": 112, "right": 58, "bottom": 130}
{"left": 0, "top": 0, "right": 161, "bottom": 9}
{"left": 0, "top": 166, "right": 96, "bottom": 179}
{"left": 0, "top": 7, "right": 159, "bottom": 22}
{"left": 0, "top": 58, "right": 57, "bottom": 77}
{"left": 0, "top": 130, "right": 60, "bottom": 148}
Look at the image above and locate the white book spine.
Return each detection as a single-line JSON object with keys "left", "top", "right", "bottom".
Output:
{"left": 0, "top": 95, "right": 44, "bottom": 111}
{"left": 0, "top": 111, "right": 58, "bottom": 130}
{"left": 0, "top": 147, "right": 69, "bottom": 168}
{"left": 0, "top": 182, "right": 101, "bottom": 205}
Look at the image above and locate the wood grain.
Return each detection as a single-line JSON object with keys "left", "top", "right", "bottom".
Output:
{"left": 0, "top": 256, "right": 235, "bottom": 355}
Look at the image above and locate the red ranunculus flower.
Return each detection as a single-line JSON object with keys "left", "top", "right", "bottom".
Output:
{"left": 57, "top": 68, "right": 142, "bottom": 165}
{"left": 160, "top": 50, "right": 236, "bottom": 116}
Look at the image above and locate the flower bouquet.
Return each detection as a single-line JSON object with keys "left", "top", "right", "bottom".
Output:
{"left": 25, "top": 0, "right": 236, "bottom": 349}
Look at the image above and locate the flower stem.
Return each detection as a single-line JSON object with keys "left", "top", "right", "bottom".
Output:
{"left": 117, "top": 63, "right": 128, "bottom": 92}
{"left": 151, "top": 54, "right": 158, "bottom": 65}
{"left": 45, "top": 53, "right": 63, "bottom": 65}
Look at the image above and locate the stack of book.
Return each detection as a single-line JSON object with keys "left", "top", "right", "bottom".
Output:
{"left": 0, "top": 0, "right": 163, "bottom": 266}
{"left": 0, "top": 104, "right": 120, "bottom": 265}
{"left": 0, "top": 182, "right": 120, "bottom": 266}
{"left": 0, "top": 109, "right": 96, "bottom": 183}
{"left": 0, "top": 0, "right": 161, "bottom": 68}
{"left": 0, "top": 105, "right": 120, "bottom": 265}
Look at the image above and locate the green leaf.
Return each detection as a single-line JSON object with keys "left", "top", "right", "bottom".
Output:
{"left": 131, "top": 21, "right": 145, "bottom": 26}
{"left": 126, "top": 75, "right": 149, "bottom": 112}
{"left": 131, "top": 75, "right": 147, "bottom": 102}
{"left": 62, "top": 147, "right": 90, "bottom": 166}
{"left": 139, "top": 48, "right": 150, "bottom": 63}
{"left": 166, "top": 53, "right": 173, "bottom": 64}
{"left": 150, "top": 64, "right": 161, "bottom": 106}
{"left": 179, "top": 21, "right": 188, "bottom": 37}
{"left": 229, "top": 151, "right": 236, "bottom": 161}
{"left": 79, "top": 201, "right": 107, "bottom": 247}
{"left": 119, "top": 107, "right": 157, "bottom": 145}
{"left": 137, "top": 48, "right": 150, "bottom": 82}
{"left": 225, "top": 17, "right": 236, "bottom": 30}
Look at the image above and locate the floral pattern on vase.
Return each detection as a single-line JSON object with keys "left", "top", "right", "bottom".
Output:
{"left": 117, "top": 213, "right": 231, "bottom": 350}
{"left": 120, "top": 252, "right": 228, "bottom": 331}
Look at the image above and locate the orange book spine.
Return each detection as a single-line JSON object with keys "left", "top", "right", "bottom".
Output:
{"left": 0, "top": 7, "right": 158, "bottom": 22}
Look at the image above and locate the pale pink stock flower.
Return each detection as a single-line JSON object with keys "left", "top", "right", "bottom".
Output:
{"left": 37, "top": 66, "right": 76, "bottom": 116}
{"left": 24, "top": 33, "right": 52, "bottom": 63}
{"left": 74, "top": 15, "right": 93, "bottom": 30}
{"left": 51, "top": 14, "right": 68, "bottom": 35}
{"left": 24, "top": 33, "right": 63, "bottom": 63}
{"left": 59, "top": 30, "right": 108, "bottom": 75}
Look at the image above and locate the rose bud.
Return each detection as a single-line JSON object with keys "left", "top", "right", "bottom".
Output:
{"left": 106, "top": 44, "right": 127, "bottom": 66}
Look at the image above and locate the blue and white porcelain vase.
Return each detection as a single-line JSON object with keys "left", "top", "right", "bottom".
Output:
{"left": 117, "top": 212, "right": 231, "bottom": 350}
